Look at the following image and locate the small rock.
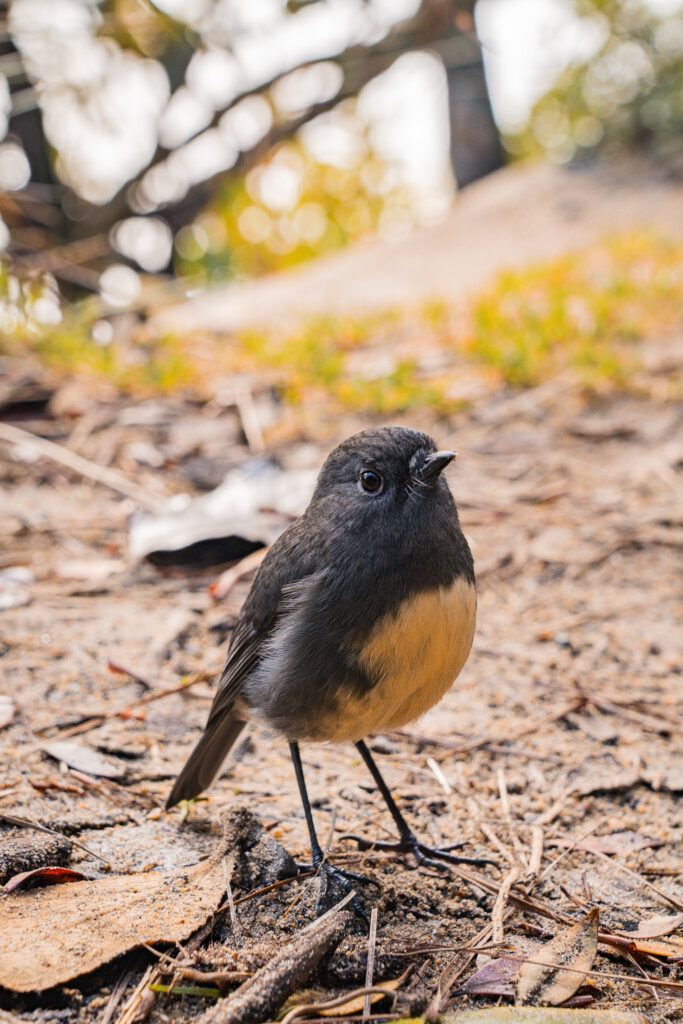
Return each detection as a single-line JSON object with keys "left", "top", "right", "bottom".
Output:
{"left": 0, "top": 833, "right": 73, "bottom": 885}
{"left": 222, "top": 807, "right": 296, "bottom": 889}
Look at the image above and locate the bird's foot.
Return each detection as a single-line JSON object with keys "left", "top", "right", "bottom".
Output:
{"left": 296, "top": 859, "right": 379, "bottom": 924}
{"left": 341, "top": 831, "right": 497, "bottom": 873}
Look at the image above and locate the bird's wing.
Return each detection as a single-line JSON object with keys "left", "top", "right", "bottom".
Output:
{"left": 205, "top": 615, "right": 263, "bottom": 724}
{"left": 205, "top": 518, "right": 322, "bottom": 725}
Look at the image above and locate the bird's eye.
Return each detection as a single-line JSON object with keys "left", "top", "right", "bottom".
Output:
{"left": 360, "top": 469, "right": 383, "bottom": 494}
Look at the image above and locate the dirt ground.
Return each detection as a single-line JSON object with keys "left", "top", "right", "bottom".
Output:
{"left": 1, "top": 339, "right": 682, "bottom": 1023}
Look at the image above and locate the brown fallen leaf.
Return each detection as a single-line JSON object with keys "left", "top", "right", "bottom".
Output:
{"left": 0, "top": 857, "right": 226, "bottom": 991}
{"left": 456, "top": 957, "right": 519, "bottom": 997}
{"left": 618, "top": 912, "right": 683, "bottom": 939}
{"left": 4, "top": 866, "right": 91, "bottom": 894}
{"left": 41, "top": 740, "right": 126, "bottom": 779}
{"left": 0, "top": 695, "right": 15, "bottom": 730}
{"left": 516, "top": 908, "right": 599, "bottom": 1006}
{"left": 442, "top": 1008, "right": 649, "bottom": 1023}
{"left": 571, "top": 831, "right": 663, "bottom": 856}
{"left": 626, "top": 935, "right": 683, "bottom": 960}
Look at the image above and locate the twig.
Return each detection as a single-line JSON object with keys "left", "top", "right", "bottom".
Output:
{"left": 107, "top": 661, "right": 153, "bottom": 692}
{"left": 234, "top": 390, "right": 265, "bottom": 453}
{"left": 101, "top": 955, "right": 144, "bottom": 1024}
{"left": 526, "top": 825, "right": 544, "bottom": 885}
{"left": 0, "top": 421, "right": 163, "bottom": 510}
{"left": 497, "top": 768, "right": 528, "bottom": 871}
{"left": 584, "top": 845, "right": 683, "bottom": 912}
{"left": 224, "top": 856, "right": 241, "bottom": 940}
{"left": 44, "top": 671, "right": 214, "bottom": 738}
{"left": 209, "top": 547, "right": 269, "bottom": 600}
{"left": 491, "top": 865, "right": 520, "bottom": 944}
{"left": 202, "top": 908, "right": 351, "bottom": 1024}
{"left": 426, "top": 758, "right": 452, "bottom": 794}
{"left": 281, "top": 986, "right": 394, "bottom": 1024}
{"left": 535, "top": 788, "right": 576, "bottom": 827}
{"left": 363, "top": 908, "right": 379, "bottom": 1020}
{"left": 115, "top": 965, "right": 156, "bottom": 1024}
{"left": 465, "top": 797, "right": 515, "bottom": 865}
{"left": 0, "top": 811, "right": 109, "bottom": 865}
{"left": 411, "top": 698, "right": 585, "bottom": 756}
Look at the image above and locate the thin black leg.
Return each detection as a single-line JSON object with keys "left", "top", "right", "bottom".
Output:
{"left": 352, "top": 739, "right": 496, "bottom": 871}
{"left": 356, "top": 739, "right": 412, "bottom": 840}
{"left": 289, "top": 743, "right": 377, "bottom": 922}
{"left": 289, "top": 742, "right": 324, "bottom": 867}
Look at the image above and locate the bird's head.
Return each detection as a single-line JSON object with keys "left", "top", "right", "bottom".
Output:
{"left": 310, "top": 426, "right": 457, "bottom": 534}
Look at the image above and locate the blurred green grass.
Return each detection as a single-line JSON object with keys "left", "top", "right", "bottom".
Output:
{"left": 1, "top": 231, "right": 680, "bottom": 415}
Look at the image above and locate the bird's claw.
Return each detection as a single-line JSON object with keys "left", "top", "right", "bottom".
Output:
{"left": 340, "top": 832, "right": 497, "bottom": 872}
{"left": 296, "top": 859, "right": 379, "bottom": 926}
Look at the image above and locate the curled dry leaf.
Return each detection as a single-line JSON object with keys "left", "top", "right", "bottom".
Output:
{"left": 442, "top": 1012, "right": 648, "bottom": 1023}
{"left": 625, "top": 935, "right": 683, "bottom": 960}
{"left": 457, "top": 957, "right": 519, "bottom": 997}
{"left": 3, "top": 866, "right": 91, "bottom": 894}
{"left": 516, "top": 908, "right": 599, "bottom": 1007}
{"left": 41, "top": 740, "right": 126, "bottom": 779}
{"left": 618, "top": 912, "right": 683, "bottom": 939}
{"left": 318, "top": 977, "right": 402, "bottom": 1016}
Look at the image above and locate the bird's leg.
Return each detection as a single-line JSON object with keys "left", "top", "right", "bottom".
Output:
{"left": 344, "top": 740, "right": 496, "bottom": 871}
{"left": 289, "top": 743, "right": 376, "bottom": 921}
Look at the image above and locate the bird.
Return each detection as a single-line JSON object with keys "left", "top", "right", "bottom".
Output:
{"left": 167, "top": 426, "right": 488, "bottom": 912}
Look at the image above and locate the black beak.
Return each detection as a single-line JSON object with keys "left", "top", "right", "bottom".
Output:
{"left": 416, "top": 450, "right": 456, "bottom": 483}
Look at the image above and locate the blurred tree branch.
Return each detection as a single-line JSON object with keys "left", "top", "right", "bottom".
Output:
{"left": 2, "top": 0, "right": 501, "bottom": 281}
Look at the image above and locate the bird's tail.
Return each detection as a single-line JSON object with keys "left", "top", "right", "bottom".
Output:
{"left": 166, "top": 714, "right": 245, "bottom": 808}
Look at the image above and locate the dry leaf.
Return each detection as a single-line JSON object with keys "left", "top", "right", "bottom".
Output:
{"left": 442, "top": 1010, "right": 648, "bottom": 1023}
{"left": 3, "top": 866, "right": 91, "bottom": 894}
{"left": 0, "top": 858, "right": 225, "bottom": 991}
{"left": 626, "top": 936, "right": 683, "bottom": 960}
{"left": 41, "top": 740, "right": 126, "bottom": 779}
{"left": 0, "top": 695, "right": 15, "bottom": 730}
{"left": 319, "top": 977, "right": 401, "bottom": 1016}
{"left": 579, "top": 831, "right": 663, "bottom": 855}
{"left": 618, "top": 912, "right": 683, "bottom": 939}
{"left": 516, "top": 908, "right": 599, "bottom": 1006}
{"left": 457, "top": 957, "right": 519, "bottom": 997}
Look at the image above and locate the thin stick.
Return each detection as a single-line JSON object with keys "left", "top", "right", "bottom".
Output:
{"left": 0, "top": 421, "right": 163, "bottom": 510}
{"left": 426, "top": 757, "right": 452, "bottom": 794}
{"left": 363, "top": 908, "right": 379, "bottom": 1020}
{"left": 209, "top": 546, "right": 269, "bottom": 600}
{"left": 224, "top": 856, "right": 241, "bottom": 940}
{"left": 43, "top": 671, "right": 214, "bottom": 738}
{"left": 115, "top": 965, "right": 156, "bottom": 1024}
{"left": 586, "top": 845, "right": 683, "bottom": 912}
{"left": 0, "top": 811, "right": 110, "bottom": 865}
{"left": 527, "top": 825, "right": 544, "bottom": 882}
{"left": 497, "top": 767, "right": 528, "bottom": 870}
{"left": 491, "top": 865, "right": 520, "bottom": 944}
{"left": 281, "top": 988, "right": 398, "bottom": 1024}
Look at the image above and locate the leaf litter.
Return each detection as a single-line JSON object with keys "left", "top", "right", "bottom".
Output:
{"left": 515, "top": 909, "right": 599, "bottom": 1006}
{"left": 0, "top": 847, "right": 228, "bottom": 991}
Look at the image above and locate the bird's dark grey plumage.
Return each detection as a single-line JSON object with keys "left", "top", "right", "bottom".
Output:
{"left": 167, "top": 426, "right": 475, "bottom": 822}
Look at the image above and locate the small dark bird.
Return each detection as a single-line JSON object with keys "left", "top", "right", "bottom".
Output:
{"left": 168, "top": 426, "right": 487, "bottom": 911}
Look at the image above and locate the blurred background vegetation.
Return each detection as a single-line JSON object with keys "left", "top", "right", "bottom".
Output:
{"left": 0, "top": 0, "right": 680, "bottom": 408}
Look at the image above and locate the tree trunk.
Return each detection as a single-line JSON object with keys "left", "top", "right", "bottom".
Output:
{"left": 443, "top": 33, "right": 503, "bottom": 188}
